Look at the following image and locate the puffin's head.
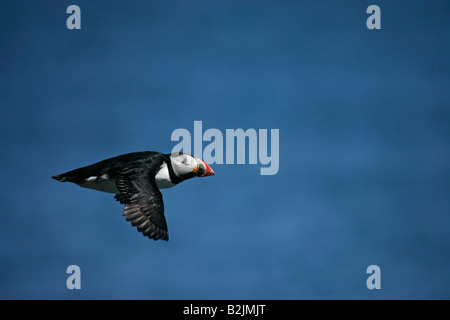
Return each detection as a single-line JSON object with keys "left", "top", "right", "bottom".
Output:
{"left": 169, "top": 152, "right": 215, "bottom": 180}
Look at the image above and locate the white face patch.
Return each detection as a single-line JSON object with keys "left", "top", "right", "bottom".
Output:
{"left": 169, "top": 154, "right": 198, "bottom": 178}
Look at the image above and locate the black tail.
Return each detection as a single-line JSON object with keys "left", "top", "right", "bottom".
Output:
{"left": 51, "top": 168, "right": 88, "bottom": 183}
{"left": 51, "top": 159, "right": 112, "bottom": 183}
{"left": 52, "top": 173, "right": 69, "bottom": 182}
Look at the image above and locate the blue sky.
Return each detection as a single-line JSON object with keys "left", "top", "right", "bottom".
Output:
{"left": 1, "top": 0, "right": 449, "bottom": 299}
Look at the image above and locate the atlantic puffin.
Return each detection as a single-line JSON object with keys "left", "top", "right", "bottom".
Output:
{"left": 52, "top": 151, "right": 215, "bottom": 241}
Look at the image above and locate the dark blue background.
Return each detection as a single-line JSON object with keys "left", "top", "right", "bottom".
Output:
{"left": 1, "top": 0, "right": 449, "bottom": 299}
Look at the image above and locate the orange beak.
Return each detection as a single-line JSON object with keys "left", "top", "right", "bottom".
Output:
{"left": 201, "top": 160, "right": 215, "bottom": 177}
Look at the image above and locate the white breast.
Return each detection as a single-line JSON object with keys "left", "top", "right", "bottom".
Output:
{"left": 155, "top": 162, "right": 176, "bottom": 189}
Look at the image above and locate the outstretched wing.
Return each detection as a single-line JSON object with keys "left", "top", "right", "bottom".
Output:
{"left": 115, "top": 168, "right": 169, "bottom": 241}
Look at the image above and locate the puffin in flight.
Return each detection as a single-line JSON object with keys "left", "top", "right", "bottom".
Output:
{"left": 52, "top": 151, "right": 215, "bottom": 241}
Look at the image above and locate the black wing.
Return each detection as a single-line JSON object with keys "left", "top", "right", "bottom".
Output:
{"left": 115, "top": 167, "right": 169, "bottom": 241}
{"left": 52, "top": 151, "right": 161, "bottom": 183}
